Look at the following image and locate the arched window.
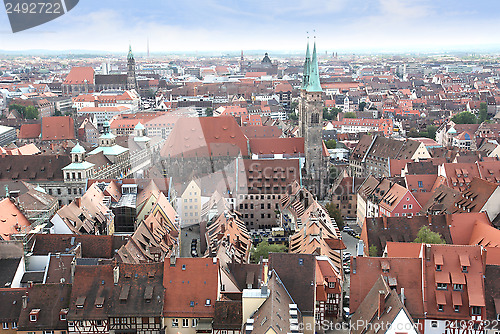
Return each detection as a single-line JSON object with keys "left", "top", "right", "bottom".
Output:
{"left": 311, "top": 113, "right": 319, "bottom": 124}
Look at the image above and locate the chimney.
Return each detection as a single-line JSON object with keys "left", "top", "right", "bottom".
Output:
{"left": 378, "top": 291, "right": 385, "bottom": 319}
{"left": 27, "top": 281, "right": 33, "bottom": 289}
{"left": 113, "top": 265, "right": 119, "bottom": 285}
{"left": 425, "top": 244, "right": 431, "bottom": 261}
{"left": 170, "top": 253, "right": 176, "bottom": 266}
{"left": 22, "top": 294, "right": 27, "bottom": 309}
{"left": 70, "top": 258, "right": 76, "bottom": 283}
{"left": 428, "top": 215, "right": 432, "bottom": 226}
{"left": 382, "top": 216, "right": 388, "bottom": 229}
{"left": 261, "top": 284, "right": 268, "bottom": 296}
{"left": 401, "top": 287, "right": 405, "bottom": 305}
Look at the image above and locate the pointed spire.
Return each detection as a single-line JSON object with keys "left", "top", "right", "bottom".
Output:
{"left": 306, "top": 38, "right": 322, "bottom": 93}
{"left": 300, "top": 36, "right": 311, "bottom": 90}
{"left": 127, "top": 44, "right": 134, "bottom": 61}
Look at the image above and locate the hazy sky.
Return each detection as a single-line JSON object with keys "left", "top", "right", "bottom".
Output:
{"left": 1, "top": 0, "right": 500, "bottom": 53}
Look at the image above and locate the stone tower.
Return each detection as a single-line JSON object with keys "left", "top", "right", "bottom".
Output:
{"left": 127, "top": 45, "right": 137, "bottom": 91}
{"left": 298, "top": 39, "right": 326, "bottom": 199}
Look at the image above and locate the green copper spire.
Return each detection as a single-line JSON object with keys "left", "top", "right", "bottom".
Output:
{"left": 306, "top": 40, "right": 322, "bottom": 93}
{"left": 300, "top": 39, "right": 311, "bottom": 90}
{"left": 127, "top": 44, "right": 134, "bottom": 61}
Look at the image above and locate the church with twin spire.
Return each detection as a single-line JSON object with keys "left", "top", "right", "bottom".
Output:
{"left": 298, "top": 38, "right": 328, "bottom": 200}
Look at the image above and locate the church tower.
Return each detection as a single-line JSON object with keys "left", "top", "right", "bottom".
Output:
{"left": 298, "top": 38, "right": 326, "bottom": 199}
{"left": 127, "top": 45, "right": 137, "bottom": 91}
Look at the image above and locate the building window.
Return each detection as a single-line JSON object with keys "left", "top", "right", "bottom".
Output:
{"left": 30, "top": 315, "right": 37, "bottom": 322}
{"left": 471, "top": 306, "right": 481, "bottom": 315}
{"left": 12, "top": 322, "right": 17, "bottom": 329}
{"left": 462, "top": 266, "right": 468, "bottom": 273}
{"left": 454, "top": 305, "right": 460, "bottom": 312}
{"left": 438, "top": 305, "right": 444, "bottom": 312}
{"left": 453, "top": 284, "right": 463, "bottom": 291}
{"left": 182, "top": 319, "right": 189, "bottom": 327}
{"left": 403, "top": 205, "right": 407, "bottom": 209}
{"left": 436, "top": 264, "right": 442, "bottom": 271}
{"left": 2, "top": 323, "right": 8, "bottom": 329}
{"left": 205, "top": 299, "right": 211, "bottom": 306}
{"left": 192, "top": 319, "right": 198, "bottom": 327}
{"left": 409, "top": 204, "right": 413, "bottom": 209}
{"left": 328, "top": 282, "right": 335, "bottom": 289}
{"left": 172, "top": 319, "right": 179, "bottom": 327}
{"left": 437, "top": 283, "right": 447, "bottom": 290}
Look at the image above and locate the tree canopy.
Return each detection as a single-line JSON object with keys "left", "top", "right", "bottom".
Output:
{"left": 451, "top": 111, "right": 477, "bottom": 124}
{"left": 205, "top": 107, "right": 213, "bottom": 117}
{"left": 9, "top": 104, "right": 39, "bottom": 119}
{"left": 324, "top": 139, "right": 337, "bottom": 149}
{"left": 343, "top": 112, "right": 356, "bottom": 119}
{"left": 323, "top": 107, "right": 341, "bottom": 121}
{"left": 414, "top": 226, "right": 446, "bottom": 244}
{"left": 479, "top": 102, "right": 489, "bottom": 123}
{"left": 325, "top": 202, "right": 344, "bottom": 230}
{"left": 250, "top": 241, "right": 287, "bottom": 263}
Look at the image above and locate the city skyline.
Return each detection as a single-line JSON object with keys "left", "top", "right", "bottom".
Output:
{"left": 1, "top": 0, "right": 500, "bottom": 54}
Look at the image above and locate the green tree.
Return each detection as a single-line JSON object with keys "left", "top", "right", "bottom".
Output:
{"left": 328, "top": 165, "right": 340, "bottom": 185}
{"left": 290, "top": 101, "right": 299, "bottom": 113}
{"left": 369, "top": 245, "right": 378, "bottom": 257}
{"left": 250, "top": 241, "right": 287, "bottom": 263}
{"left": 289, "top": 112, "right": 298, "bottom": 121}
{"left": 451, "top": 111, "right": 477, "bottom": 124}
{"left": 343, "top": 112, "right": 356, "bottom": 119}
{"left": 24, "top": 106, "right": 39, "bottom": 119}
{"left": 205, "top": 107, "right": 213, "bottom": 117}
{"left": 325, "top": 202, "right": 344, "bottom": 230}
{"left": 426, "top": 125, "right": 438, "bottom": 140}
{"left": 323, "top": 107, "right": 341, "bottom": 121}
{"left": 324, "top": 139, "right": 337, "bottom": 149}
{"left": 358, "top": 102, "right": 367, "bottom": 111}
{"left": 54, "top": 108, "right": 62, "bottom": 116}
{"left": 9, "top": 104, "right": 38, "bottom": 119}
{"left": 479, "top": 102, "right": 488, "bottom": 123}
{"left": 414, "top": 226, "right": 446, "bottom": 244}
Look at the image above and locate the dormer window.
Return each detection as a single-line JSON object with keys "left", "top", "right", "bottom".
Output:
{"left": 30, "top": 309, "right": 40, "bottom": 322}
{"left": 436, "top": 265, "right": 442, "bottom": 271}
{"left": 205, "top": 299, "right": 211, "bottom": 306}
{"left": 438, "top": 304, "right": 444, "bottom": 312}
{"left": 437, "top": 283, "right": 447, "bottom": 290}
{"left": 453, "top": 284, "right": 463, "bottom": 291}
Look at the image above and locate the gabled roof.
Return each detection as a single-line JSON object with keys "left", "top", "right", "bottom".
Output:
{"left": 109, "top": 263, "right": 164, "bottom": 317}
{"left": 64, "top": 67, "right": 95, "bottom": 85}
{"left": 162, "top": 258, "right": 219, "bottom": 318}
{"left": 31, "top": 234, "right": 124, "bottom": 258}
{"left": 269, "top": 253, "right": 315, "bottom": 316}
{"left": 0, "top": 288, "right": 27, "bottom": 321}
{"left": 0, "top": 198, "right": 30, "bottom": 240}
{"left": 350, "top": 256, "right": 424, "bottom": 318}
{"left": 68, "top": 265, "right": 113, "bottom": 320}
{"left": 363, "top": 215, "right": 452, "bottom": 257}
{"left": 423, "top": 245, "right": 485, "bottom": 319}
{"left": 19, "top": 123, "right": 41, "bottom": 139}
{"left": 18, "top": 283, "right": 71, "bottom": 330}
{"left": 213, "top": 301, "right": 242, "bottom": 330}
{"left": 249, "top": 137, "right": 304, "bottom": 156}
{"left": 351, "top": 276, "right": 415, "bottom": 334}
{"left": 160, "top": 116, "right": 249, "bottom": 158}
{"left": 41, "top": 116, "right": 75, "bottom": 141}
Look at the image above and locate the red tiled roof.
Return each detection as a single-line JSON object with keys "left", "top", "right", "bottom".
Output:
{"left": 249, "top": 137, "right": 304, "bottom": 155}
{"left": 41, "top": 116, "right": 75, "bottom": 141}
{"left": 18, "top": 123, "right": 41, "bottom": 139}
{"left": 160, "top": 117, "right": 249, "bottom": 158}
{"left": 0, "top": 198, "right": 30, "bottom": 240}
{"left": 350, "top": 256, "right": 424, "bottom": 317}
{"left": 64, "top": 67, "right": 95, "bottom": 85}
{"left": 163, "top": 258, "right": 219, "bottom": 318}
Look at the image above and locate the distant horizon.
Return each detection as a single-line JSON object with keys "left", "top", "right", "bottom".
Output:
{"left": 2, "top": 47, "right": 500, "bottom": 58}
{"left": 1, "top": 0, "right": 500, "bottom": 56}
